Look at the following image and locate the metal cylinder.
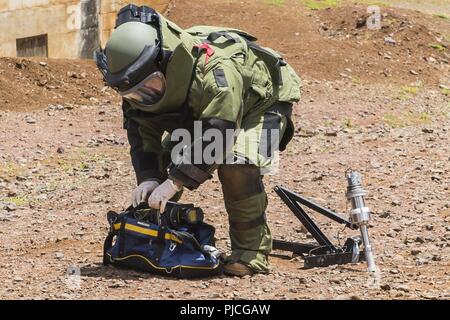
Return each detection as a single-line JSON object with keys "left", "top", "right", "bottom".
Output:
{"left": 346, "top": 171, "right": 377, "bottom": 273}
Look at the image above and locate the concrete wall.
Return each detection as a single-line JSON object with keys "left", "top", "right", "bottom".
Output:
{"left": 0, "top": 0, "right": 170, "bottom": 59}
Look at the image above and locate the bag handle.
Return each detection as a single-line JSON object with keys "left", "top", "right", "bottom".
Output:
{"left": 103, "top": 210, "right": 120, "bottom": 265}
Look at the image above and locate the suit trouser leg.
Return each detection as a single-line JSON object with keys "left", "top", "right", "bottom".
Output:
{"left": 218, "top": 164, "right": 272, "bottom": 273}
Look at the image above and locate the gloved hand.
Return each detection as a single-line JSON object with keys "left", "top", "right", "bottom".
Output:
{"left": 131, "top": 180, "right": 160, "bottom": 208}
{"left": 148, "top": 179, "right": 183, "bottom": 213}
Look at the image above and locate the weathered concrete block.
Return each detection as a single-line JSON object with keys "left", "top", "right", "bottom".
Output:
{"left": 0, "top": 0, "right": 171, "bottom": 58}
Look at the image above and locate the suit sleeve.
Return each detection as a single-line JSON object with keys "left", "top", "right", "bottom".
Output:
{"left": 168, "top": 63, "right": 244, "bottom": 190}
{"left": 123, "top": 101, "right": 165, "bottom": 185}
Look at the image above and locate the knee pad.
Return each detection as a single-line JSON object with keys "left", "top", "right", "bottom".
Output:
{"left": 218, "top": 164, "right": 264, "bottom": 201}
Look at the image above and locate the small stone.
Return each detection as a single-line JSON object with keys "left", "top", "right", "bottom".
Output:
{"left": 384, "top": 36, "right": 396, "bottom": 45}
{"left": 421, "top": 291, "right": 439, "bottom": 299}
{"left": 380, "top": 284, "right": 391, "bottom": 291}
{"left": 7, "top": 189, "right": 17, "bottom": 197}
{"left": 370, "top": 160, "right": 381, "bottom": 168}
{"left": 356, "top": 17, "right": 366, "bottom": 28}
{"left": 415, "top": 237, "right": 425, "bottom": 243}
{"left": 333, "top": 295, "right": 351, "bottom": 300}
{"left": 25, "top": 116, "right": 37, "bottom": 124}
{"left": 57, "top": 147, "right": 65, "bottom": 154}
{"left": 298, "top": 277, "right": 307, "bottom": 284}
{"left": 395, "top": 284, "right": 410, "bottom": 292}
{"left": 422, "top": 128, "right": 434, "bottom": 133}
{"left": 439, "top": 84, "right": 449, "bottom": 90}
{"left": 411, "top": 249, "right": 421, "bottom": 256}
{"left": 380, "top": 211, "right": 390, "bottom": 218}
{"left": 39, "top": 61, "right": 47, "bottom": 67}
{"left": 431, "top": 175, "right": 441, "bottom": 182}
{"left": 108, "top": 282, "right": 122, "bottom": 288}
{"left": 410, "top": 70, "right": 419, "bottom": 75}
{"left": 432, "top": 255, "right": 442, "bottom": 262}
{"left": 13, "top": 276, "right": 24, "bottom": 282}
{"left": 387, "top": 231, "right": 396, "bottom": 238}
{"left": 330, "top": 279, "right": 341, "bottom": 284}
{"left": 4, "top": 204, "right": 17, "bottom": 212}
{"left": 0, "top": 212, "right": 16, "bottom": 221}
{"left": 55, "top": 252, "right": 64, "bottom": 259}
{"left": 390, "top": 269, "right": 399, "bottom": 274}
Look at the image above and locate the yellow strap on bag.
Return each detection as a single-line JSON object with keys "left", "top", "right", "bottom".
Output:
{"left": 113, "top": 222, "right": 183, "bottom": 244}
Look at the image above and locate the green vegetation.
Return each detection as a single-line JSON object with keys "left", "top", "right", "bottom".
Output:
{"left": 429, "top": 43, "right": 447, "bottom": 52}
{"left": 79, "top": 162, "right": 90, "bottom": 170}
{"left": 401, "top": 85, "right": 420, "bottom": 95}
{"left": 324, "top": 119, "right": 335, "bottom": 127}
{"left": 0, "top": 162, "right": 27, "bottom": 178}
{"left": 57, "top": 159, "right": 71, "bottom": 172}
{"left": 443, "top": 103, "right": 450, "bottom": 120}
{"left": 299, "top": 0, "right": 340, "bottom": 10}
{"left": 354, "top": 0, "right": 391, "bottom": 7}
{"left": 0, "top": 196, "right": 29, "bottom": 206}
{"left": 394, "top": 85, "right": 421, "bottom": 100}
{"left": 441, "top": 88, "right": 450, "bottom": 96}
{"left": 433, "top": 13, "right": 449, "bottom": 20}
{"left": 383, "top": 111, "right": 432, "bottom": 128}
{"left": 50, "top": 148, "right": 117, "bottom": 174}
{"left": 264, "top": 0, "right": 285, "bottom": 6}
{"left": 350, "top": 75, "right": 361, "bottom": 84}
{"left": 343, "top": 118, "right": 354, "bottom": 128}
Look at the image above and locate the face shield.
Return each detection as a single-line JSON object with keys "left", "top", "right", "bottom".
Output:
{"left": 119, "top": 71, "right": 166, "bottom": 107}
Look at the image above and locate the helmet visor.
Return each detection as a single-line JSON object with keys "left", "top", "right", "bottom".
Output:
{"left": 120, "top": 71, "right": 166, "bottom": 107}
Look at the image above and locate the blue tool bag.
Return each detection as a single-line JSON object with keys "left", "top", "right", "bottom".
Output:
{"left": 103, "top": 202, "right": 222, "bottom": 278}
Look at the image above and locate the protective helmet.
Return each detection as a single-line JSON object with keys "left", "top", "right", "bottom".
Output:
{"left": 106, "top": 21, "right": 159, "bottom": 74}
{"left": 95, "top": 5, "right": 171, "bottom": 108}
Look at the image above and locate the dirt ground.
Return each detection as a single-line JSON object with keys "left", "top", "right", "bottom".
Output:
{"left": 0, "top": 0, "right": 449, "bottom": 300}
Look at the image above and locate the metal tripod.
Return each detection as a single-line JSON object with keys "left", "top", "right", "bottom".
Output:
{"left": 272, "top": 186, "right": 367, "bottom": 269}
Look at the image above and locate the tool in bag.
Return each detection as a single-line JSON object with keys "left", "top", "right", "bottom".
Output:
{"left": 103, "top": 202, "right": 222, "bottom": 278}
